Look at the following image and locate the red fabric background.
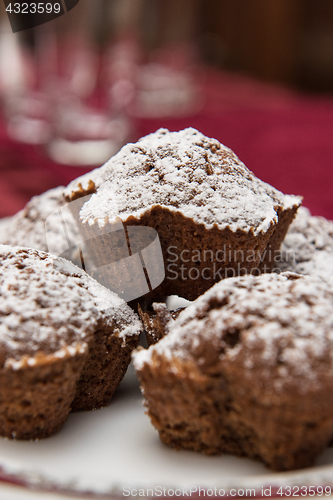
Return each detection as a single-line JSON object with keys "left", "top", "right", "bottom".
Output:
{"left": 1, "top": 68, "right": 333, "bottom": 220}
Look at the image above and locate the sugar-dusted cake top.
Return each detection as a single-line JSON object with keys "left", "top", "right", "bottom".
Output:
{"left": 133, "top": 272, "right": 333, "bottom": 392}
{"left": 0, "top": 187, "right": 80, "bottom": 254}
{"left": 279, "top": 206, "right": 333, "bottom": 284}
{"left": 65, "top": 128, "right": 301, "bottom": 235}
{"left": 0, "top": 245, "right": 141, "bottom": 367}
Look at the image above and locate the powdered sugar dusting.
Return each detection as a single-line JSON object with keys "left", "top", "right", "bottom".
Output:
{"left": 0, "top": 245, "right": 141, "bottom": 365}
{"left": 65, "top": 128, "right": 301, "bottom": 235}
{"left": 0, "top": 187, "right": 80, "bottom": 254}
{"left": 133, "top": 272, "right": 333, "bottom": 391}
{"left": 5, "top": 344, "right": 88, "bottom": 371}
{"left": 278, "top": 206, "right": 333, "bottom": 284}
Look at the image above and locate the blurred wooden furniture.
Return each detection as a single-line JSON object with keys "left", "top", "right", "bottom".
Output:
{"left": 198, "top": 0, "right": 333, "bottom": 91}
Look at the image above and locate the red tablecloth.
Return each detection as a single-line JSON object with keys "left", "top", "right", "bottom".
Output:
{"left": 1, "top": 68, "right": 333, "bottom": 220}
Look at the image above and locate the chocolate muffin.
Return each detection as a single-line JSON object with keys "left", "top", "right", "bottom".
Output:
{"left": 133, "top": 272, "right": 333, "bottom": 471}
{"left": 273, "top": 206, "right": 333, "bottom": 284}
{"left": 138, "top": 303, "right": 183, "bottom": 346}
{"left": 0, "top": 187, "right": 83, "bottom": 266}
{"left": 0, "top": 245, "right": 142, "bottom": 440}
{"left": 64, "top": 128, "right": 301, "bottom": 302}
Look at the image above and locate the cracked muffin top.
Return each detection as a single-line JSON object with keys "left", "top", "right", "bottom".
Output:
{"left": 0, "top": 187, "right": 80, "bottom": 255}
{"left": 0, "top": 245, "right": 142, "bottom": 368}
{"left": 133, "top": 272, "right": 333, "bottom": 394}
{"left": 65, "top": 128, "right": 301, "bottom": 235}
{"left": 279, "top": 206, "right": 333, "bottom": 284}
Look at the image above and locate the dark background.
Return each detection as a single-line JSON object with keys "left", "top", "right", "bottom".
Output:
{"left": 3, "top": 0, "right": 333, "bottom": 92}
{"left": 134, "top": 0, "right": 333, "bottom": 93}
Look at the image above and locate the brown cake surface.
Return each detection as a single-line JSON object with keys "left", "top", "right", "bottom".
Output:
{"left": 138, "top": 303, "right": 183, "bottom": 346}
{"left": 0, "top": 245, "right": 142, "bottom": 439}
{"left": 64, "top": 128, "right": 301, "bottom": 301}
{"left": 133, "top": 272, "right": 333, "bottom": 471}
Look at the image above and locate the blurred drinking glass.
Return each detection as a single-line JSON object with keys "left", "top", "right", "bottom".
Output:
{"left": 130, "top": 0, "right": 203, "bottom": 118}
{"left": 0, "top": 16, "right": 52, "bottom": 144}
{"left": 45, "top": 0, "right": 133, "bottom": 166}
{"left": 0, "top": 0, "right": 134, "bottom": 164}
{"left": 132, "top": 43, "right": 202, "bottom": 118}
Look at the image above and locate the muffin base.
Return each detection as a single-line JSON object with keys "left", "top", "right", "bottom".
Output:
{"left": 82, "top": 206, "right": 290, "bottom": 302}
{"left": 137, "top": 355, "right": 333, "bottom": 471}
{"left": 72, "top": 329, "right": 140, "bottom": 411}
{"left": 0, "top": 351, "right": 87, "bottom": 440}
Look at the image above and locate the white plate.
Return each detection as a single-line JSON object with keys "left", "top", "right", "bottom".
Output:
{"left": 0, "top": 364, "right": 333, "bottom": 498}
